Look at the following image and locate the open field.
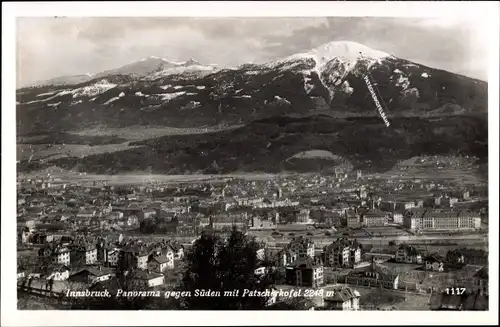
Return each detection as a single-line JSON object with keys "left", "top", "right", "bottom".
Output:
{"left": 68, "top": 124, "right": 243, "bottom": 141}
{"left": 19, "top": 171, "right": 294, "bottom": 185}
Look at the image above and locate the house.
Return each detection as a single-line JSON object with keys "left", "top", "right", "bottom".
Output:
{"left": 285, "top": 257, "right": 324, "bottom": 288}
{"left": 392, "top": 212, "right": 403, "bottom": 224}
{"left": 17, "top": 270, "right": 26, "bottom": 280}
{"left": 254, "top": 265, "right": 269, "bottom": 276}
{"left": 148, "top": 255, "right": 172, "bottom": 273}
{"left": 136, "top": 251, "right": 149, "bottom": 270}
{"left": 76, "top": 210, "right": 96, "bottom": 219}
{"left": 69, "top": 267, "right": 114, "bottom": 284}
{"left": 127, "top": 215, "right": 139, "bottom": 226}
{"left": 361, "top": 209, "right": 388, "bottom": 227}
{"left": 323, "top": 286, "right": 361, "bottom": 310}
{"left": 346, "top": 212, "right": 360, "bottom": 228}
{"left": 169, "top": 242, "right": 184, "bottom": 260}
{"left": 129, "top": 269, "right": 164, "bottom": 288}
{"left": 106, "top": 248, "right": 120, "bottom": 267}
{"left": 442, "top": 197, "right": 459, "bottom": 208}
{"left": 20, "top": 227, "right": 33, "bottom": 244}
{"left": 70, "top": 243, "right": 97, "bottom": 265}
{"left": 395, "top": 201, "right": 415, "bottom": 211}
{"left": 256, "top": 247, "right": 266, "bottom": 261}
{"left": 45, "top": 265, "right": 70, "bottom": 281}
{"left": 323, "top": 238, "right": 361, "bottom": 268}
{"left": 250, "top": 216, "right": 277, "bottom": 230}
{"left": 446, "top": 248, "right": 487, "bottom": 266}
{"left": 424, "top": 255, "right": 444, "bottom": 272}
{"left": 395, "top": 244, "right": 422, "bottom": 264}
{"left": 288, "top": 237, "right": 315, "bottom": 259}
{"left": 52, "top": 246, "right": 71, "bottom": 265}
{"left": 276, "top": 248, "right": 297, "bottom": 267}
{"left": 345, "top": 262, "right": 399, "bottom": 290}
{"left": 379, "top": 201, "right": 396, "bottom": 212}
{"left": 296, "top": 209, "right": 310, "bottom": 223}
{"left": 142, "top": 208, "right": 156, "bottom": 219}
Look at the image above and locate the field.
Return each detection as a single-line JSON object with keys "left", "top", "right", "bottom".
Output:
{"left": 68, "top": 125, "right": 243, "bottom": 141}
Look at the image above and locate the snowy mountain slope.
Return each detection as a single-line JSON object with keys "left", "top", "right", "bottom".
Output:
{"left": 24, "top": 57, "right": 215, "bottom": 88}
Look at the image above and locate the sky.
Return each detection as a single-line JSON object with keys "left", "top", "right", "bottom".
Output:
{"left": 16, "top": 17, "right": 490, "bottom": 86}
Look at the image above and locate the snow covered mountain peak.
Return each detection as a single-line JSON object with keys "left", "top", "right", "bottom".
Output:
{"left": 284, "top": 40, "right": 393, "bottom": 69}
{"left": 309, "top": 41, "right": 392, "bottom": 62}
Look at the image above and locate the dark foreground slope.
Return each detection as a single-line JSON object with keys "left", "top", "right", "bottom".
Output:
{"left": 24, "top": 115, "right": 486, "bottom": 175}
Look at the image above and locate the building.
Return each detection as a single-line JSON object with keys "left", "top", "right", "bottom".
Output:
{"left": 20, "top": 227, "right": 33, "bottom": 244}
{"left": 424, "top": 255, "right": 445, "bottom": 272}
{"left": 256, "top": 247, "right": 266, "bottom": 261}
{"left": 40, "top": 245, "right": 71, "bottom": 266}
{"left": 403, "top": 209, "right": 481, "bottom": 231}
{"left": 379, "top": 201, "right": 396, "bottom": 212}
{"left": 76, "top": 210, "right": 96, "bottom": 219}
{"left": 395, "top": 244, "right": 422, "bottom": 264}
{"left": 106, "top": 248, "right": 120, "bottom": 267}
{"left": 395, "top": 201, "right": 415, "bottom": 212}
{"left": 167, "top": 242, "right": 184, "bottom": 260}
{"left": 324, "top": 287, "right": 361, "bottom": 310}
{"left": 70, "top": 243, "right": 97, "bottom": 265}
{"left": 361, "top": 209, "right": 388, "bottom": 227}
{"left": 323, "top": 238, "right": 361, "bottom": 268}
{"left": 356, "top": 170, "right": 362, "bottom": 180}
{"left": 254, "top": 265, "right": 270, "bottom": 276}
{"left": 285, "top": 257, "right": 324, "bottom": 288}
{"left": 250, "top": 216, "right": 277, "bottom": 230}
{"left": 69, "top": 267, "right": 114, "bottom": 284}
{"left": 296, "top": 209, "right": 310, "bottom": 223}
{"left": 288, "top": 237, "right": 315, "bottom": 259}
{"left": 345, "top": 262, "right": 399, "bottom": 290}
{"left": 130, "top": 269, "right": 165, "bottom": 288}
{"left": 346, "top": 211, "right": 360, "bottom": 228}
{"left": 442, "top": 197, "right": 459, "bottom": 208}
{"left": 276, "top": 248, "right": 298, "bottom": 267}
{"left": 45, "top": 265, "right": 70, "bottom": 281}
{"left": 392, "top": 212, "right": 403, "bottom": 224}
{"left": 148, "top": 255, "right": 172, "bottom": 273}
{"left": 142, "top": 208, "right": 156, "bottom": 219}
{"left": 446, "top": 248, "right": 487, "bottom": 266}
{"left": 136, "top": 251, "right": 149, "bottom": 270}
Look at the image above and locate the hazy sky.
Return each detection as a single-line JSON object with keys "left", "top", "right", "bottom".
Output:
{"left": 16, "top": 17, "right": 489, "bottom": 86}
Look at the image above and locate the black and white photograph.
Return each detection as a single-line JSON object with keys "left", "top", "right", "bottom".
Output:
{"left": 2, "top": 1, "right": 499, "bottom": 326}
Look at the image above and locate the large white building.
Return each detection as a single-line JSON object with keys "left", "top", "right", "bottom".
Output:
{"left": 403, "top": 209, "right": 481, "bottom": 231}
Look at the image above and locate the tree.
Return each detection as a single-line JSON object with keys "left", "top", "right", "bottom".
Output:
{"left": 181, "top": 228, "right": 275, "bottom": 310}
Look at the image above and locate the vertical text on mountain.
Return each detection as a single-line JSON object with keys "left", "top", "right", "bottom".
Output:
{"left": 364, "top": 75, "right": 390, "bottom": 127}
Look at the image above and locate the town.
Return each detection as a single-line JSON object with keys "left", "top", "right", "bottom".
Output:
{"left": 16, "top": 168, "right": 489, "bottom": 310}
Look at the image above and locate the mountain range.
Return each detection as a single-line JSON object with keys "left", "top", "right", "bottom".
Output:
{"left": 16, "top": 41, "right": 488, "bottom": 175}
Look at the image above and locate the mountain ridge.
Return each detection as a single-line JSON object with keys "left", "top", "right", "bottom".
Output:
{"left": 16, "top": 40, "right": 488, "bottom": 175}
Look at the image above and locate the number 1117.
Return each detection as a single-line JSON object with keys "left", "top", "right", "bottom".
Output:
{"left": 445, "top": 288, "right": 466, "bottom": 295}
